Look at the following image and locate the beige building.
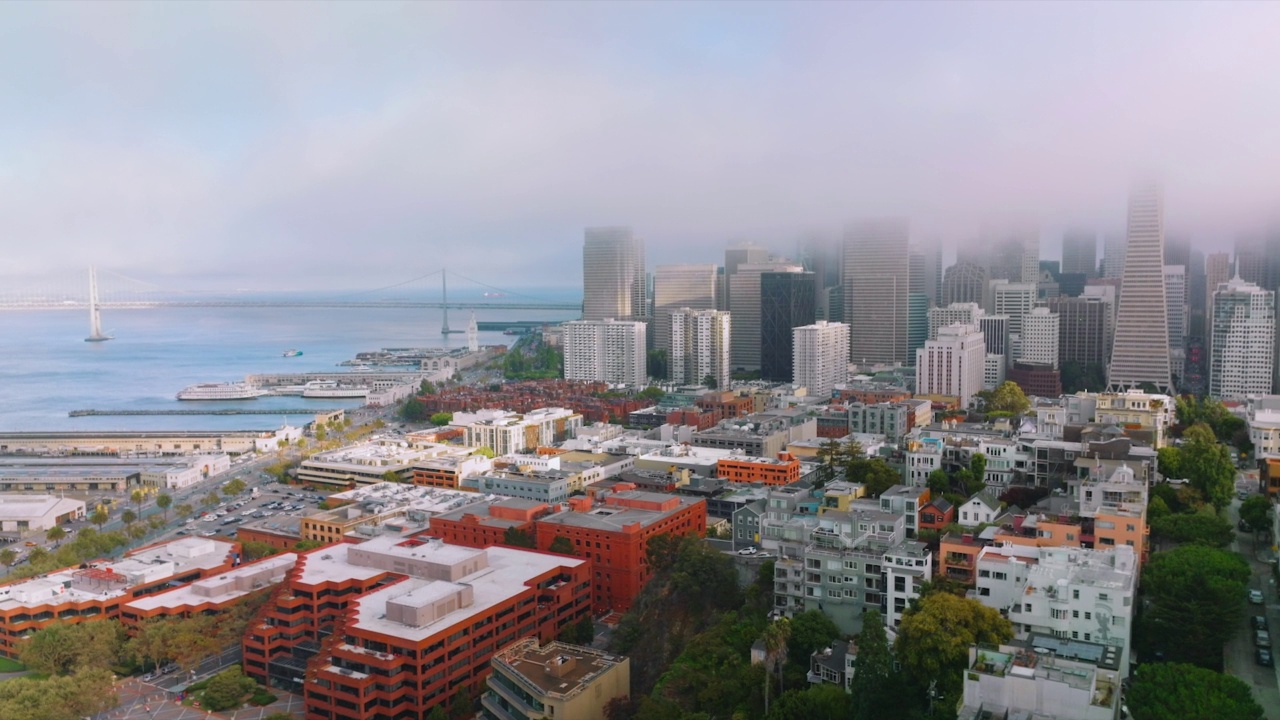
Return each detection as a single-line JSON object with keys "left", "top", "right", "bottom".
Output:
{"left": 454, "top": 408, "right": 584, "bottom": 457}
{"left": 483, "top": 639, "right": 630, "bottom": 720}
{"left": 582, "top": 227, "right": 646, "bottom": 322}
{"left": 652, "top": 264, "right": 717, "bottom": 357}
{"left": 844, "top": 219, "right": 910, "bottom": 366}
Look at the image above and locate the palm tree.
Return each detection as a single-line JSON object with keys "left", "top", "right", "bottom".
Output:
{"left": 45, "top": 526, "right": 66, "bottom": 545}
{"left": 156, "top": 494, "right": 173, "bottom": 522}
{"left": 761, "top": 618, "right": 791, "bottom": 715}
{"left": 131, "top": 489, "right": 146, "bottom": 514}
{"left": 90, "top": 508, "right": 109, "bottom": 531}
{"left": 122, "top": 509, "right": 138, "bottom": 529}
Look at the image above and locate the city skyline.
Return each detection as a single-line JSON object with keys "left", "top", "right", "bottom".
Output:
{"left": 1, "top": 2, "right": 1279, "bottom": 289}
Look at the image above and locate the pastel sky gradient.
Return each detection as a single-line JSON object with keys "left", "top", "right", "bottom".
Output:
{"left": 1, "top": 1, "right": 1277, "bottom": 289}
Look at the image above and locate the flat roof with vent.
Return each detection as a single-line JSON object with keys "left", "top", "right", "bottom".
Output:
{"left": 124, "top": 553, "right": 298, "bottom": 613}
{"left": 492, "top": 639, "right": 628, "bottom": 701}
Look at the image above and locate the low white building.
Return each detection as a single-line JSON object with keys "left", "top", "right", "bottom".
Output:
{"left": 956, "top": 493, "right": 1002, "bottom": 528}
{"left": 0, "top": 495, "right": 85, "bottom": 533}
{"left": 959, "top": 638, "right": 1122, "bottom": 720}
{"left": 141, "top": 454, "right": 232, "bottom": 490}
{"left": 1248, "top": 397, "right": 1280, "bottom": 459}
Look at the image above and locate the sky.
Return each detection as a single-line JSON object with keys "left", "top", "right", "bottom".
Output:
{"left": 1, "top": 1, "right": 1278, "bottom": 292}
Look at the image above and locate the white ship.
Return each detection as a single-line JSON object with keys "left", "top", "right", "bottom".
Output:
{"left": 301, "top": 380, "right": 369, "bottom": 399}
{"left": 176, "top": 383, "right": 269, "bottom": 401}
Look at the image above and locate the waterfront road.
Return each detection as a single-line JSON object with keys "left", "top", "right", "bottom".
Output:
{"left": 1225, "top": 490, "right": 1280, "bottom": 720}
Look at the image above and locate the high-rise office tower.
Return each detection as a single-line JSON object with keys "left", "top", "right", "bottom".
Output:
{"left": 907, "top": 293, "right": 929, "bottom": 367}
{"left": 1209, "top": 277, "right": 1275, "bottom": 400}
{"left": 723, "top": 244, "right": 771, "bottom": 311}
{"left": 1048, "top": 295, "right": 1111, "bottom": 369}
{"left": 582, "top": 227, "right": 646, "bottom": 322}
{"left": 928, "top": 302, "right": 985, "bottom": 341}
{"left": 910, "top": 240, "right": 943, "bottom": 308}
{"left": 760, "top": 271, "right": 817, "bottom": 382}
{"left": 1234, "top": 237, "right": 1272, "bottom": 291}
{"left": 1020, "top": 307, "right": 1061, "bottom": 369}
{"left": 984, "top": 225, "right": 1040, "bottom": 284}
{"left": 792, "top": 321, "right": 851, "bottom": 398}
{"left": 798, "top": 235, "right": 843, "bottom": 322}
{"left": 916, "top": 323, "right": 986, "bottom": 407}
{"left": 844, "top": 219, "right": 910, "bottom": 365}
{"left": 942, "top": 261, "right": 988, "bottom": 306}
{"left": 1062, "top": 229, "right": 1098, "bottom": 278}
{"left": 1164, "top": 265, "right": 1187, "bottom": 379}
{"left": 652, "top": 264, "right": 717, "bottom": 365}
{"left": 563, "top": 318, "right": 647, "bottom": 387}
{"left": 669, "top": 309, "right": 731, "bottom": 389}
{"left": 729, "top": 262, "right": 803, "bottom": 371}
{"left": 1187, "top": 248, "right": 1207, "bottom": 340}
{"left": 988, "top": 280, "right": 1038, "bottom": 338}
{"left": 1103, "top": 235, "right": 1127, "bottom": 281}
{"left": 979, "top": 315, "right": 1011, "bottom": 357}
{"left": 1205, "top": 252, "right": 1231, "bottom": 361}
{"left": 1107, "top": 184, "right": 1173, "bottom": 392}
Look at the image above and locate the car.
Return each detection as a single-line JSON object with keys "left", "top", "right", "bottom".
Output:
{"left": 737, "top": 546, "right": 758, "bottom": 555}
{"left": 1256, "top": 630, "right": 1271, "bottom": 648}
{"left": 175, "top": 529, "right": 191, "bottom": 536}
{"left": 200, "top": 531, "right": 217, "bottom": 537}
{"left": 1259, "top": 648, "right": 1275, "bottom": 667}
{"left": 160, "top": 663, "right": 178, "bottom": 675}
{"left": 1254, "top": 615, "right": 1270, "bottom": 631}
{"left": 1250, "top": 589, "right": 1265, "bottom": 605}
{"left": 262, "top": 510, "right": 275, "bottom": 517}
{"left": 1238, "top": 491, "right": 1249, "bottom": 501}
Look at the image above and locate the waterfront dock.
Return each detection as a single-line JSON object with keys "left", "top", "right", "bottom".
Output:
{"left": 69, "top": 408, "right": 340, "bottom": 417}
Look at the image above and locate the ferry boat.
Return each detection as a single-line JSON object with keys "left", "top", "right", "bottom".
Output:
{"left": 282, "top": 349, "right": 303, "bottom": 357}
{"left": 176, "top": 383, "right": 268, "bottom": 401}
{"left": 301, "top": 380, "right": 369, "bottom": 399}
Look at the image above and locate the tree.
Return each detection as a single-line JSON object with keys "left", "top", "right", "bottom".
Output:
{"left": 639, "top": 386, "right": 666, "bottom": 402}
{"left": 984, "top": 381, "right": 1031, "bottom": 414}
{"left": 19, "top": 620, "right": 125, "bottom": 676}
{"left": 846, "top": 456, "right": 901, "bottom": 498}
{"left": 969, "top": 453, "right": 987, "bottom": 488}
{"left": 927, "top": 469, "right": 951, "bottom": 497}
{"left": 849, "top": 610, "right": 893, "bottom": 720}
{"left": 646, "top": 349, "right": 668, "bottom": 380}
{"left": 895, "top": 592, "right": 1012, "bottom": 704}
{"left": 0, "top": 668, "right": 117, "bottom": 720}
{"left": 202, "top": 664, "right": 256, "bottom": 711}
{"left": 1140, "top": 544, "right": 1250, "bottom": 668}
{"left": 1157, "top": 446, "right": 1184, "bottom": 480}
{"left": 400, "top": 397, "right": 429, "bottom": 422}
{"left": 1150, "top": 509, "right": 1233, "bottom": 548}
{"left": 90, "top": 508, "right": 108, "bottom": 530}
{"left": 1060, "top": 361, "right": 1106, "bottom": 394}
{"left": 46, "top": 526, "right": 66, "bottom": 544}
{"left": 419, "top": 379, "right": 436, "bottom": 394}
{"left": 998, "top": 485, "right": 1048, "bottom": 510}
{"left": 263, "top": 714, "right": 301, "bottom": 720}
{"left": 131, "top": 489, "right": 146, "bottom": 513}
{"left": 702, "top": 374, "right": 718, "bottom": 389}
{"left": 761, "top": 619, "right": 791, "bottom": 716}
{"left": 381, "top": 470, "right": 403, "bottom": 483}
{"left": 121, "top": 509, "right": 137, "bottom": 528}
{"left": 241, "top": 541, "right": 281, "bottom": 560}
{"left": 223, "top": 477, "right": 247, "bottom": 497}
{"left": 1179, "top": 423, "right": 1237, "bottom": 509}
{"left": 156, "top": 493, "right": 173, "bottom": 521}
{"left": 0, "top": 548, "right": 16, "bottom": 572}
{"left": 501, "top": 526, "right": 536, "bottom": 548}
{"left": 202, "top": 491, "right": 221, "bottom": 508}
{"left": 559, "top": 614, "right": 595, "bottom": 645}
{"left": 1127, "top": 663, "right": 1263, "bottom": 720}
{"left": 548, "top": 536, "right": 575, "bottom": 555}
{"left": 294, "top": 539, "right": 325, "bottom": 551}
{"left": 430, "top": 412, "right": 453, "bottom": 426}
{"left": 815, "top": 438, "right": 847, "bottom": 488}
{"left": 785, "top": 610, "right": 840, "bottom": 668}
{"left": 473, "top": 446, "right": 496, "bottom": 459}
{"left": 175, "top": 503, "right": 194, "bottom": 520}
{"left": 1239, "top": 495, "right": 1272, "bottom": 533}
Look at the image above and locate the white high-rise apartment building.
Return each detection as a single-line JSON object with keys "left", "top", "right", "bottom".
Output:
{"left": 1103, "top": 234, "right": 1127, "bottom": 280}
{"left": 1108, "top": 184, "right": 1173, "bottom": 392}
{"left": 1020, "top": 307, "right": 1060, "bottom": 369}
{"left": 916, "top": 323, "right": 986, "bottom": 407}
{"left": 1205, "top": 252, "right": 1231, "bottom": 362}
{"left": 845, "top": 219, "right": 910, "bottom": 365}
{"left": 928, "top": 302, "right": 985, "bottom": 341}
{"left": 582, "top": 227, "right": 647, "bottom": 322}
{"left": 988, "top": 280, "right": 1038, "bottom": 355}
{"left": 792, "top": 321, "right": 851, "bottom": 399}
{"left": 563, "top": 319, "right": 647, "bottom": 387}
{"left": 652, "top": 264, "right": 717, "bottom": 361}
{"left": 1164, "top": 265, "right": 1187, "bottom": 380}
{"left": 729, "top": 262, "right": 804, "bottom": 371}
{"left": 1210, "top": 277, "right": 1276, "bottom": 400}
{"left": 669, "top": 309, "right": 731, "bottom": 389}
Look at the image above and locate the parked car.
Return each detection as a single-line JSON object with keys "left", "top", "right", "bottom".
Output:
{"left": 1258, "top": 648, "right": 1275, "bottom": 667}
{"left": 1253, "top": 615, "right": 1269, "bottom": 631}
{"left": 1256, "top": 630, "right": 1271, "bottom": 648}
{"left": 1250, "top": 589, "right": 1265, "bottom": 605}
{"left": 737, "top": 546, "right": 758, "bottom": 556}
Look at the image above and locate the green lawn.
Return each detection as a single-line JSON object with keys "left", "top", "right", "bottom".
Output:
{"left": 0, "top": 657, "right": 27, "bottom": 672}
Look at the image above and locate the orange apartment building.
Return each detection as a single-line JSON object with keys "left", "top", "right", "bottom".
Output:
{"left": 533, "top": 487, "right": 706, "bottom": 614}
{"left": 241, "top": 536, "right": 590, "bottom": 720}
{"left": 695, "top": 391, "right": 757, "bottom": 419}
{"left": 427, "top": 498, "right": 550, "bottom": 549}
{"left": 716, "top": 453, "right": 802, "bottom": 486}
{"left": 0, "top": 537, "right": 239, "bottom": 658}
{"left": 1263, "top": 457, "right": 1280, "bottom": 500}
{"left": 939, "top": 532, "right": 985, "bottom": 584}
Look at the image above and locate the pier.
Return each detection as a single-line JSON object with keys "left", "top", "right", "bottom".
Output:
{"left": 69, "top": 408, "right": 341, "bottom": 417}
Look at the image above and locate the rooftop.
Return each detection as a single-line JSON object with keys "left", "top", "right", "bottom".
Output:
{"left": 0, "top": 495, "right": 84, "bottom": 520}
{"left": 493, "top": 639, "right": 628, "bottom": 701}
{"left": 126, "top": 553, "right": 298, "bottom": 612}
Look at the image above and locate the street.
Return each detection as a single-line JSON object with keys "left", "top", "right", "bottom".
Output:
{"left": 1225, "top": 489, "right": 1280, "bottom": 719}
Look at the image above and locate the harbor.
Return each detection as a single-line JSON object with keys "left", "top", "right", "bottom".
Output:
{"left": 69, "top": 408, "right": 341, "bottom": 417}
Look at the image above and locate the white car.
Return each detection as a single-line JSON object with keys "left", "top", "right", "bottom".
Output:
{"left": 737, "top": 546, "right": 758, "bottom": 556}
{"left": 1250, "top": 589, "right": 1265, "bottom": 605}
{"left": 202, "top": 515, "right": 218, "bottom": 523}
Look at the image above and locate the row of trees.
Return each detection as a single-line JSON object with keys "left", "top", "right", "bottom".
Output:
{"left": 813, "top": 439, "right": 900, "bottom": 495}
{"left": 1156, "top": 422, "right": 1237, "bottom": 509}
{"left": 1174, "top": 396, "right": 1251, "bottom": 453}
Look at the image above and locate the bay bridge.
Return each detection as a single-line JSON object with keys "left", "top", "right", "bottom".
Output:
{"left": 0, "top": 267, "right": 582, "bottom": 337}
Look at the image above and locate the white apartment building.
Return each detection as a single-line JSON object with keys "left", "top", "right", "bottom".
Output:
{"left": 928, "top": 302, "right": 985, "bottom": 341}
{"left": 959, "top": 639, "right": 1122, "bottom": 720}
{"left": 1020, "top": 307, "right": 1060, "bottom": 369}
{"left": 1164, "top": 265, "right": 1187, "bottom": 380}
{"left": 987, "top": 280, "right": 1038, "bottom": 337}
{"left": 1210, "top": 277, "right": 1276, "bottom": 401}
{"left": 563, "top": 318, "right": 647, "bottom": 387}
{"left": 453, "top": 408, "right": 584, "bottom": 456}
{"left": 916, "top": 323, "right": 986, "bottom": 407}
{"left": 792, "top": 321, "right": 851, "bottom": 399}
{"left": 1248, "top": 397, "right": 1280, "bottom": 458}
{"left": 1061, "top": 390, "right": 1174, "bottom": 447}
{"left": 984, "top": 353, "right": 1007, "bottom": 391}
{"left": 669, "top": 308, "right": 731, "bottom": 389}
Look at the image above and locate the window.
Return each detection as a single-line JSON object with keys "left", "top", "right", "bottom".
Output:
{"left": 1072, "top": 589, "right": 1079, "bottom": 600}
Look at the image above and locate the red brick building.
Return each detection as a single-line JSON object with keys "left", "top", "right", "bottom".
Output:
{"left": 716, "top": 453, "right": 802, "bottom": 486}
{"left": 426, "top": 498, "right": 550, "bottom": 548}
{"left": 666, "top": 407, "right": 722, "bottom": 431}
{"left": 241, "top": 537, "right": 590, "bottom": 719}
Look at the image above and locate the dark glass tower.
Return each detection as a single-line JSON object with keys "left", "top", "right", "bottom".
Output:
{"left": 760, "top": 272, "right": 816, "bottom": 382}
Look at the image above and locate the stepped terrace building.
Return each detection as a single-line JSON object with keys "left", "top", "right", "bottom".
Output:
{"left": 0, "top": 537, "right": 237, "bottom": 658}
{"left": 242, "top": 537, "right": 590, "bottom": 719}
{"left": 123, "top": 553, "right": 298, "bottom": 625}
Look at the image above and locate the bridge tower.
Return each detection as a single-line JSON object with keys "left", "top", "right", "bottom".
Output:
{"left": 441, "top": 268, "right": 450, "bottom": 335}
{"left": 84, "top": 266, "right": 112, "bottom": 343}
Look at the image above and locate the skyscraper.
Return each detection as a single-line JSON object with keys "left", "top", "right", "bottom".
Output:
{"left": 1103, "top": 235, "right": 1127, "bottom": 281}
{"left": 910, "top": 240, "right": 943, "bottom": 307}
{"left": 729, "top": 262, "right": 804, "bottom": 371}
{"left": 1047, "top": 295, "right": 1110, "bottom": 369}
{"left": 582, "top": 227, "right": 646, "bottom": 322}
{"left": 1020, "top": 307, "right": 1060, "bottom": 369}
{"left": 760, "top": 271, "right": 817, "bottom": 382}
{"left": 723, "top": 243, "right": 771, "bottom": 311}
{"left": 563, "top": 319, "right": 647, "bottom": 387}
{"left": 652, "top": 264, "right": 717, "bottom": 363}
{"left": 942, "top": 261, "right": 988, "bottom": 306}
{"left": 984, "top": 225, "right": 1040, "bottom": 284}
{"left": 792, "top": 321, "right": 851, "bottom": 398}
{"left": 928, "top": 303, "right": 985, "bottom": 341}
{"left": 916, "top": 323, "right": 986, "bottom": 407}
{"left": 1204, "top": 252, "right": 1231, "bottom": 362}
{"left": 1107, "top": 184, "right": 1173, "bottom": 392}
{"left": 1062, "top": 229, "right": 1098, "bottom": 278}
{"left": 907, "top": 293, "right": 929, "bottom": 367}
{"left": 670, "top": 309, "right": 731, "bottom": 389}
{"left": 1209, "top": 277, "right": 1275, "bottom": 400}
{"left": 844, "top": 219, "right": 910, "bottom": 365}
{"left": 1164, "top": 265, "right": 1187, "bottom": 379}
